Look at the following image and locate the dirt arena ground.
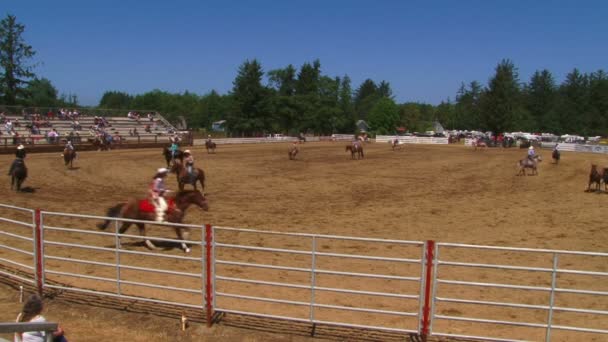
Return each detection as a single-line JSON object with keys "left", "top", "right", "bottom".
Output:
{"left": 1, "top": 141, "right": 607, "bottom": 341}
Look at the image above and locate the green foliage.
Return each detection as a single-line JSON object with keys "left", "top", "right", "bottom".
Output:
{"left": 99, "top": 91, "right": 133, "bottom": 109}
{"left": 0, "top": 14, "right": 36, "bottom": 105}
{"left": 368, "top": 97, "right": 399, "bottom": 134}
{"left": 25, "top": 78, "right": 58, "bottom": 107}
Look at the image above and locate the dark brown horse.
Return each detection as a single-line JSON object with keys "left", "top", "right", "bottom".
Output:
{"left": 346, "top": 143, "right": 364, "bottom": 160}
{"left": 9, "top": 159, "right": 27, "bottom": 191}
{"left": 170, "top": 160, "right": 205, "bottom": 191}
{"left": 63, "top": 148, "right": 76, "bottom": 169}
{"left": 96, "top": 190, "right": 209, "bottom": 252}
{"left": 288, "top": 144, "right": 299, "bottom": 160}
{"left": 587, "top": 164, "right": 602, "bottom": 192}
{"left": 552, "top": 149, "right": 561, "bottom": 164}
{"left": 163, "top": 147, "right": 184, "bottom": 167}
{"left": 205, "top": 140, "right": 217, "bottom": 153}
{"left": 88, "top": 137, "right": 111, "bottom": 151}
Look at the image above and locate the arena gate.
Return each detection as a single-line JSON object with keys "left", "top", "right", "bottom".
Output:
{"left": 0, "top": 204, "right": 607, "bottom": 341}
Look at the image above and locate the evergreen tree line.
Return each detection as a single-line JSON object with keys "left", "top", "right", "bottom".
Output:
{"left": 1, "top": 14, "right": 607, "bottom": 136}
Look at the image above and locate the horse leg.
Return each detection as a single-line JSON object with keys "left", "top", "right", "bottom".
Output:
{"left": 175, "top": 227, "right": 191, "bottom": 253}
{"left": 137, "top": 223, "right": 156, "bottom": 249}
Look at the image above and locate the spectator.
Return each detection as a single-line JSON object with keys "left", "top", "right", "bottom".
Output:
{"left": 15, "top": 293, "right": 68, "bottom": 342}
{"left": 133, "top": 127, "right": 139, "bottom": 137}
{"left": 5, "top": 119, "right": 13, "bottom": 134}
{"left": 145, "top": 124, "right": 151, "bottom": 133}
{"left": 47, "top": 129, "right": 59, "bottom": 144}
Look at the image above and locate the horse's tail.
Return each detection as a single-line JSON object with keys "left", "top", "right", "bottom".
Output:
{"left": 97, "top": 203, "right": 124, "bottom": 230}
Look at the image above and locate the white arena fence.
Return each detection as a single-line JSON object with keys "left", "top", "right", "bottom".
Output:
{"left": 0, "top": 204, "right": 607, "bottom": 341}
{"left": 376, "top": 135, "right": 449, "bottom": 144}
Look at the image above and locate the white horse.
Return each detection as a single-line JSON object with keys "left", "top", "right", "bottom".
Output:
{"left": 517, "top": 155, "right": 542, "bottom": 176}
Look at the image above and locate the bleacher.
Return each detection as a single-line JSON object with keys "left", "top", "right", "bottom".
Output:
{"left": 0, "top": 110, "right": 182, "bottom": 151}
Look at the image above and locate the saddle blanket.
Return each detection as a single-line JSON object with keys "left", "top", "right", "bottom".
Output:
{"left": 138, "top": 198, "right": 175, "bottom": 213}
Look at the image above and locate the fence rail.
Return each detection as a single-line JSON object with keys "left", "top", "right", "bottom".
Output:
{"left": 0, "top": 204, "right": 606, "bottom": 341}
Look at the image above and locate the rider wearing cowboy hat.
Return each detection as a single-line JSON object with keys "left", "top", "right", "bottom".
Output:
{"left": 183, "top": 150, "right": 194, "bottom": 175}
{"left": 527, "top": 145, "right": 536, "bottom": 161}
{"left": 149, "top": 167, "right": 170, "bottom": 222}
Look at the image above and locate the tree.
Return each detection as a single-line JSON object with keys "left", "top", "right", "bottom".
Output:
{"left": 377, "top": 80, "right": 394, "bottom": 99}
{"left": 524, "top": 70, "right": 557, "bottom": 132}
{"left": 99, "top": 91, "right": 133, "bottom": 109}
{"left": 25, "top": 78, "right": 57, "bottom": 107}
{"left": 480, "top": 59, "right": 521, "bottom": 135}
{"left": 558, "top": 69, "right": 589, "bottom": 135}
{"left": 295, "top": 59, "right": 321, "bottom": 95}
{"left": 337, "top": 75, "right": 355, "bottom": 132}
{"left": 0, "top": 14, "right": 36, "bottom": 105}
{"left": 267, "top": 64, "right": 296, "bottom": 96}
{"left": 230, "top": 59, "right": 269, "bottom": 136}
{"left": 354, "top": 79, "right": 378, "bottom": 120}
{"left": 368, "top": 97, "right": 399, "bottom": 134}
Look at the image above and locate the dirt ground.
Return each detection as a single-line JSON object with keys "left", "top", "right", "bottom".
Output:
{"left": 1, "top": 141, "right": 607, "bottom": 341}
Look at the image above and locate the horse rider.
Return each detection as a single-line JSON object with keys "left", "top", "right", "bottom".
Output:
{"left": 149, "top": 167, "right": 170, "bottom": 222}
{"left": 63, "top": 140, "right": 75, "bottom": 156}
{"left": 8, "top": 144, "right": 26, "bottom": 176}
{"left": 206, "top": 134, "right": 212, "bottom": 145}
{"left": 183, "top": 150, "right": 195, "bottom": 178}
{"left": 527, "top": 145, "right": 536, "bottom": 161}
{"left": 169, "top": 140, "right": 179, "bottom": 162}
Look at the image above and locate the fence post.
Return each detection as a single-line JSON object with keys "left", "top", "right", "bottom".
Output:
{"left": 421, "top": 240, "right": 435, "bottom": 342}
{"left": 205, "top": 224, "right": 214, "bottom": 327}
{"left": 34, "top": 209, "right": 44, "bottom": 295}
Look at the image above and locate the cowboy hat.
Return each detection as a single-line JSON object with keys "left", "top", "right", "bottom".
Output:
{"left": 529, "top": 146, "right": 534, "bottom": 150}
{"left": 184, "top": 150, "right": 191, "bottom": 154}
{"left": 157, "top": 167, "right": 169, "bottom": 174}
{"left": 17, "top": 144, "right": 24, "bottom": 150}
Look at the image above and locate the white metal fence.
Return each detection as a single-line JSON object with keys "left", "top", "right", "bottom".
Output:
{"left": 1, "top": 204, "right": 607, "bottom": 341}
{"left": 212, "top": 226, "right": 427, "bottom": 333}
{"left": 376, "top": 135, "right": 449, "bottom": 144}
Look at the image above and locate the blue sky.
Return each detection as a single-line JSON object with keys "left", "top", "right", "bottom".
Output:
{"left": 2, "top": 1, "right": 607, "bottom": 106}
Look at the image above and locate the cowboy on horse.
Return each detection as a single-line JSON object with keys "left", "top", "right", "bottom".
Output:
{"left": 183, "top": 150, "right": 197, "bottom": 181}
{"left": 527, "top": 145, "right": 536, "bottom": 161}
{"left": 149, "top": 167, "right": 171, "bottom": 222}
{"left": 8, "top": 144, "right": 26, "bottom": 176}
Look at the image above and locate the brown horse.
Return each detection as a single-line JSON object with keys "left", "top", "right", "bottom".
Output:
{"left": 163, "top": 147, "right": 184, "bottom": 167}
{"left": 63, "top": 148, "right": 76, "bottom": 169}
{"left": 552, "top": 149, "right": 561, "bottom": 164}
{"left": 9, "top": 159, "right": 27, "bottom": 191}
{"left": 346, "top": 143, "right": 364, "bottom": 159}
{"left": 390, "top": 139, "right": 403, "bottom": 151}
{"left": 205, "top": 140, "right": 217, "bottom": 153}
{"left": 587, "top": 164, "right": 602, "bottom": 192}
{"left": 170, "top": 159, "right": 205, "bottom": 191}
{"left": 96, "top": 190, "right": 209, "bottom": 252}
{"left": 288, "top": 144, "right": 299, "bottom": 160}
{"left": 88, "top": 137, "right": 111, "bottom": 151}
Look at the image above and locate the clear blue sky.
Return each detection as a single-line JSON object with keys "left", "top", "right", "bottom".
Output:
{"left": 3, "top": 1, "right": 607, "bottom": 106}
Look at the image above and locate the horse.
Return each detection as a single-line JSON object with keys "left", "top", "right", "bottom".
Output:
{"left": 603, "top": 168, "right": 608, "bottom": 192}
{"left": 63, "top": 148, "right": 76, "bottom": 169}
{"left": 163, "top": 147, "right": 184, "bottom": 167}
{"left": 170, "top": 159, "right": 205, "bottom": 191}
{"left": 473, "top": 139, "right": 487, "bottom": 151}
{"left": 288, "top": 144, "right": 299, "bottom": 160}
{"left": 205, "top": 140, "right": 217, "bottom": 153}
{"left": 9, "top": 159, "right": 27, "bottom": 191}
{"left": 96, "top": 190, "right": 209, "bottom": 253}
{"left": 346, "top": 143, "right": 364, "bottom": 160}
{"left": 88, "top": 137, "right": 110, "bottom": 151}
{"left": 587, "top": 164, "right": 602, "bottom": 192}
{"left": 552, "top": 149, "right": 561, "bottom": 165}
{"left": 298, "top": 134, "right": 306, "bottom": 143}
{"left": 390, "top": 139, "right": 403, "bottom": 151}
{"left": 517, "top": 155, "right": 542, "bottom": 176}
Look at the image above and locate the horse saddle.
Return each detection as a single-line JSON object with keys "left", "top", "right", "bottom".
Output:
{"left": 138, "top": 198, "right": 176, "bottom": 214}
